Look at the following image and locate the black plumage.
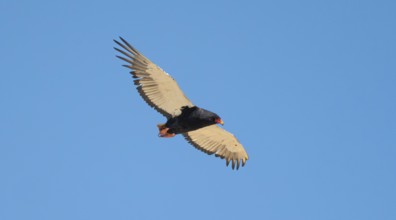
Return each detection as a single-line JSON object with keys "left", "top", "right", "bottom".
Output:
{"left": 165, "top": 106, "right": 221, "bottom": 134}
{"left": 114, "top": 37, "right": 248, "bottom": 169}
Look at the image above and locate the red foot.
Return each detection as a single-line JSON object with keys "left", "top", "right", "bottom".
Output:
{"left": 157, "top": 125, "right": 176, "bottom": 138}
{"left": 159, "top": 132, "right": 176, "bottom": 138}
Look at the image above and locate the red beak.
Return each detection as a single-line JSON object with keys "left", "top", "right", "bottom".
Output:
{"left": 216, "top": 118, "right": 224, "bottom": 126}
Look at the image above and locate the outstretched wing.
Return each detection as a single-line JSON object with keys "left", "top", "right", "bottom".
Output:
{"left": 183, "top": 125, "right": 249, "bottom": 170}
{"left": 114, "top": 37, "right": 193, "bottom": 118}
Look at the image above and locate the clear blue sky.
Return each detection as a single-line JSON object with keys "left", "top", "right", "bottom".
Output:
{"left": 1, "top": 0, "right": 395, "bottom": 219}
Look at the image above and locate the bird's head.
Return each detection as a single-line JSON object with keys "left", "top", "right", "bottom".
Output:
{"left": 214, "top": 117, "right": 224, "bottom": 126}
{"left": 200, "top": 108, "right": 224, "bottom": 126}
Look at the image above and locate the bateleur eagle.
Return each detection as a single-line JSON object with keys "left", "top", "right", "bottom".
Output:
{"left": 114, "top": 37, "right": 248, "bottom": 169}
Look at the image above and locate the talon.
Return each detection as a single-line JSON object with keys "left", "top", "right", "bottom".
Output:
{"left": 159, "top": 127, "right": 169, "bottom": 136}
{"left": 157, "top": 124, "right": 176, "bottom": 138}
{"left": 159, "top": 133, "right": 176, "bottom": 138}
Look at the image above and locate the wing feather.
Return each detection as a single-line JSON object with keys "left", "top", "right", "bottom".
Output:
{"left": 183, "top": 125, "right": 249, "bottom": 170}
{"left": 114, "top": 37, "right": 193, "bottom": 118}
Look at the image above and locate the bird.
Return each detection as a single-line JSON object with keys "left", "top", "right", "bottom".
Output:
{"left": 114, "top": 37, "right": 248, "bottom": 169}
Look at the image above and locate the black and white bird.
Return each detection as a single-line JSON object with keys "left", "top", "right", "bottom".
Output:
{"left": 114, "top": 37, "right": 248, "bottom": 169}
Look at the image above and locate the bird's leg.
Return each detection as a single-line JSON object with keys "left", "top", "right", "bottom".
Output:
{"left": 157, "top": 124, "right": 176, "bottom": 138}
{"left": 159, "top": 132, "right": 176, "bottom": 138}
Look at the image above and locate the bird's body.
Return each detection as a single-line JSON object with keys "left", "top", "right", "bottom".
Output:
{"left": 114, "top": 37, "right": 248, "bottom": 169}
{"left": 164, "top": 106, "right": 221, "bottom": 134}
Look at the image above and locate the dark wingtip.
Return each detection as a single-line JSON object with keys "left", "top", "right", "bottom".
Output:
{"left": 114, "top": 37, "right": 123, "bottom": 45}
{"left": 119, "top": 37, "right": 129, "bottom": 47}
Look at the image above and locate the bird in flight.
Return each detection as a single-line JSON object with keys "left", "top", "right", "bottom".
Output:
{"left": 114, "top": 37, "right": 248, "bottom": 169}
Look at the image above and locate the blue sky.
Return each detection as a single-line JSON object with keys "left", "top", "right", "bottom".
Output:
{"left": 1, "top": 0, "right": 395, "bottom": 219}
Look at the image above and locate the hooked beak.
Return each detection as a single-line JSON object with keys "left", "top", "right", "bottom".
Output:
{"left": 216, "top": 118, "right": 224, "bottom": 126}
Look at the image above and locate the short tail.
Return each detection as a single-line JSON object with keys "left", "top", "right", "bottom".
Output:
{"left": 157, "top": 123, "right": 166, "bottom": 130}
